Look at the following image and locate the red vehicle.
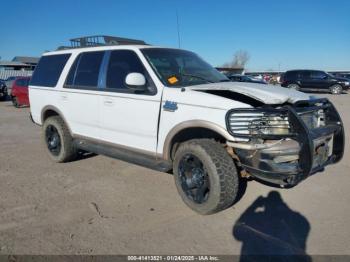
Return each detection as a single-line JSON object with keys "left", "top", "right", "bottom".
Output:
{"left": 11, "top": 77, "right": 31, "bottom": 107}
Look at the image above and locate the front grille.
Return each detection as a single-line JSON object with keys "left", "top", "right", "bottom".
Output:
{"left": 226, "top": 99, "right": 332, "bottom": 139}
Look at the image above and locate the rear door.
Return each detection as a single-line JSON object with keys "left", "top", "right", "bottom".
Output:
{"left": 298, "top": 71, "right": 312, "bottom": 89}
{"left": 98, "top": 50, "right": 161, "bottom": 153}
{"left": 62, "top": 51, "right": 105, "bottom": 139}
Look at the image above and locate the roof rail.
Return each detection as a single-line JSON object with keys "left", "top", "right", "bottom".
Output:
{"left": 57, "top": 35, "right": 147, "bottom": 50}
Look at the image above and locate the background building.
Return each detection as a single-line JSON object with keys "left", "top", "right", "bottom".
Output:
{"left": 0, "top": 56, "right": 38, "bottom": 80}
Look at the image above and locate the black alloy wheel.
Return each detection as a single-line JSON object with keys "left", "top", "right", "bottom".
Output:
{"left": 178, "top": 153, "right": 210, "bottom": 204}
{"left": 45, "top": 124, "right": 62, "bottom": 156}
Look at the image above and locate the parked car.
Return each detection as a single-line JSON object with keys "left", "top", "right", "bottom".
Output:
{"left": 5, "top": 76, "right": 17, "bottom": 96}
{"left": 11, "top": 77, "right": 31, "bottom": 107}
{"left": 227, "top": 74, "right": 267, "bottom": 84}
{"left": 29, "top": 43, "right": 344, "bottom": 215}
{"left": 0, "top": 79, "right": 8, "bottom": 100}
{"left": 249, "top": 74, "right": 263, "bottom": 80}
{"left": 281, "top": 70, "right": 350, "bottom": 94}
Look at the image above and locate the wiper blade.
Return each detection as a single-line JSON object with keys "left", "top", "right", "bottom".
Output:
{"left": 181, "top": 73, "right": 214, "bottom": 83}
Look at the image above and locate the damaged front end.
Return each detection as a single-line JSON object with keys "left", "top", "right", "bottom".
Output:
{"left": 226, "top": 98, "right": 345, "bottom": 186}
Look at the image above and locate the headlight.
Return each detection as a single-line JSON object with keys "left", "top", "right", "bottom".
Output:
{"left": 227, "top": 110, "right": 290, "bottom": 137}
{"left": 249, "top": 115, "right": 290, "bottom": 135}
{"left": 344, "top": 81, "right": 349, "bottom": 85}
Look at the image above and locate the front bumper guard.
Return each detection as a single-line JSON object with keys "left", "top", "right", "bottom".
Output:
{"left": 226, "top": 98, "right": 345, "bottom": 186}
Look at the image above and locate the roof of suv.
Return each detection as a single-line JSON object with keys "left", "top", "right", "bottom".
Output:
{"left": 42, "top": 45, "right": 161, "bottom": 56}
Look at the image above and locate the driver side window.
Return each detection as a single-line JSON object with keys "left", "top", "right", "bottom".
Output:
{"left": 310, "top": 71, "right": 327, "bottom": 79}
{"left": 105, "top": 50, "right": 156, "bottom": 94}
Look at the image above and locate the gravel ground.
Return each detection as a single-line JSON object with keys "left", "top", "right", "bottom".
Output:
{"left": 0, "top": 94, "right": 349, "bottom": 255}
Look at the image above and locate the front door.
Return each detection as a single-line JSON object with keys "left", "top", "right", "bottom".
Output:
{"left": 99, "top": 50, "right": 161, "bottom": 154}
{"left": 306, "top": 71, "right": 330, "bottom": 91}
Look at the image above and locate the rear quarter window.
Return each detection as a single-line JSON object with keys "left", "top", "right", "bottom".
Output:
{"left": 30, "top": 54, "right": 71, "bottom": 87}
{"left": 286, "top": 71, "right": 297, "bottom": 79}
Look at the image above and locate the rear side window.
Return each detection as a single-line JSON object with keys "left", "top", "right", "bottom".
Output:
{"left": 286, "top": 71, "right": 299, "bottom": 79}
{"left": 30, "top": 54, "right": 70, "bottom": 87}
{"left": 301, "top": 71, "right": 311, "bottom": 78}
{"left": 310, "top": 71, "right": 327, "bottom": 79}
{"left": 66, "top": 51, "right": 104, "bottom": 88}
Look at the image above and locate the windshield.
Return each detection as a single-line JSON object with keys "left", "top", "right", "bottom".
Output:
{"left": 141, "top": 48, "right": 228, "bottom": 87}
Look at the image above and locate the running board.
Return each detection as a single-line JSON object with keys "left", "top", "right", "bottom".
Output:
{"left": 74, "top": 138, "right": 172, "bottom": 172}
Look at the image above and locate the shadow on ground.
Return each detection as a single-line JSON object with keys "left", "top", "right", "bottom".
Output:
{"left": 233, "top": 191, "right": 311, "bottom": 262}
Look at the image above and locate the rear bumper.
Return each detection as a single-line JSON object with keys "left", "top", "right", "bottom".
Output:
{"left": 229, "top": 99, "right": 345, "bottom": 186}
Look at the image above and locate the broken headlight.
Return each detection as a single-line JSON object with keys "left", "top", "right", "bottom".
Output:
{"left": 226, "top": 109, "right": 291, "bottom": 138}
{"left": 249, "top": 115, "right": 290, "bottom": 135}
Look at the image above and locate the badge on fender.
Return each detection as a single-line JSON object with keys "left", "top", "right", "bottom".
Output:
{"left": 163, "top": 100, "right": 178, "bottom": 112}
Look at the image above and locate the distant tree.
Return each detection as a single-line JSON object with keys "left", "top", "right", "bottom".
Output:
{"left": 223, "top": 50, "right": 250, "bottom": 68}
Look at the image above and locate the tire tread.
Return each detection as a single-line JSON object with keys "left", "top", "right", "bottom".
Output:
{"left": 174, "top": 139, "right": 239, "bottom": 214}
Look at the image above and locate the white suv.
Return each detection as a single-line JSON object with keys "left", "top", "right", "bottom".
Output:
{"left": 29, "top": 39, "right": 344, "bottom": 214}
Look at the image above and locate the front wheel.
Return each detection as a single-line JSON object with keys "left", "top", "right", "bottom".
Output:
{"left": 330, "top": 84, "right": 342, "bottom": 95}
{"left": 173, "top": 139, "right": 240, "bottom": 215}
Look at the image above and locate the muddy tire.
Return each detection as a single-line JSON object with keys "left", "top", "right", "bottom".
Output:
{"left": 173, "top": 139, "right": 240, "bottom": 215}
{"left": 42, "top": 116, "right": 78, "bottom": 163}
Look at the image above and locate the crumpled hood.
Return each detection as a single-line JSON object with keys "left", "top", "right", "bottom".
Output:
{"left": 187, "top": 82, "right": 310, "bottom": 104}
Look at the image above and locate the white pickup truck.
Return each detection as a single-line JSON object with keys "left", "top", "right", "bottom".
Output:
{"left": 29, "top": 40, "right": 344, "bottom": 214}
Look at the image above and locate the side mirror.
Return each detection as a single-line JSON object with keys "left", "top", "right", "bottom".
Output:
{"left": 125, "top": 73, "right": 146, "bottom": 89}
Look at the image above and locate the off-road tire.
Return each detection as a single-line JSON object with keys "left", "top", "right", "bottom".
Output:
{"left": 42, "top": 116, "right": 78, "bottom": 163}
{"left": 173, "top": 139, "right": 239, "bottom": 215}
{"left": 330, "top": 84, "right": 342, "bottom": 95}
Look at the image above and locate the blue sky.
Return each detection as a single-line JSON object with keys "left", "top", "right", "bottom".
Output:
{"left": 1, "top": 0, "right": 349, "bottom": 71}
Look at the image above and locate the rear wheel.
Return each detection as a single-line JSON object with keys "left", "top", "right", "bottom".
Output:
{"left": 12, "top": 96, "right": 19, "bottom": 107}
{"left": 42, "top": 116, "right": 78, "bottom": 163}
{"left": 287, "top": 83, "right": 300, "bottom": 91}
{"left": 330, "top": 84, "right": 342, "bottom": 95}
{"left": 173, "top": 139, "right": 240, "bottom": 215}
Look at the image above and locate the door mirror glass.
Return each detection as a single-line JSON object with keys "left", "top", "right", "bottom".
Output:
{"left": 125, "top": 72, "right": 146, "bottom": 88}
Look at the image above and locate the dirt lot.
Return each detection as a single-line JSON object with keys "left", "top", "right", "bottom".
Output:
{"left": 0, "top": 94, "right": 349, "bottom": 256}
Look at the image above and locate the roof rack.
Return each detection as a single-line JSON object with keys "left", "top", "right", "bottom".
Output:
{"left": 57, "top": 35, "right": 147, "bottom": 50}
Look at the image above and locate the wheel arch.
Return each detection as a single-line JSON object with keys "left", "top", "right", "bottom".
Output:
{"left": 41, "top": 105, "right": 73, "bottom": 135}
{"left": 162, "top": 120, "right": 233, "bottom": 161}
